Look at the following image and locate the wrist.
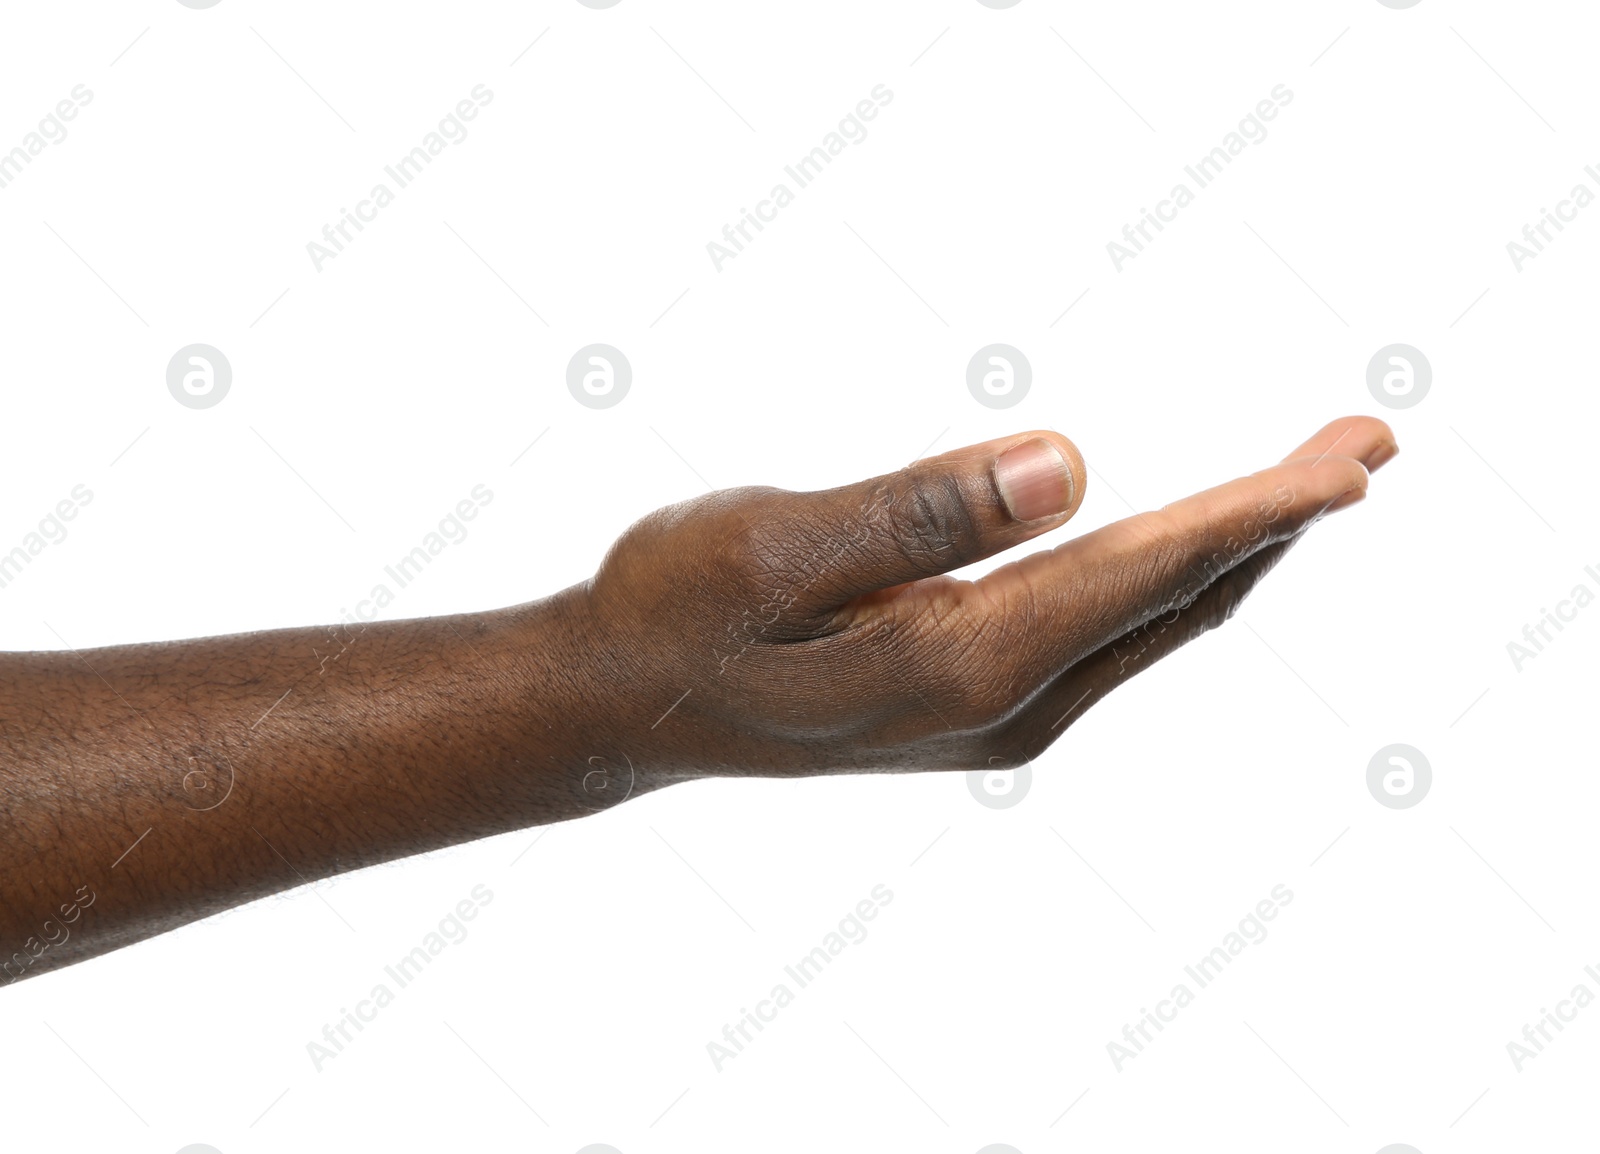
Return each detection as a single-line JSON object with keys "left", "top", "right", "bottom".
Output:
{"left": 487, "top": 584, "right": 689, "bottom": 819}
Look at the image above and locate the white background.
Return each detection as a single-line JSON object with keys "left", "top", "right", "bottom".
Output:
{"left": 1, "top": 1, "right": 1596, "bottom": 1151}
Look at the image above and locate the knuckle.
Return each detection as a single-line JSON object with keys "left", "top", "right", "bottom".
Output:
{"left": 718, "top": 494, "right": 831, "bottom": 636}
{"left": 884, "top": 475, "right": 979, "bottom": 574}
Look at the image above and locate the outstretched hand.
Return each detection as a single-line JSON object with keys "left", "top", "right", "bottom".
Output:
{"left": 572, "top": 416, "right": 1396, "bottom": 786}
{"left": 0, "top": 416, "right": 1395, "bottom": 980}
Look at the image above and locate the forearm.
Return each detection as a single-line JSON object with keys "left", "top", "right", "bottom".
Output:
{"left": 0, "top": 587, "right": 616, "bottom": 980}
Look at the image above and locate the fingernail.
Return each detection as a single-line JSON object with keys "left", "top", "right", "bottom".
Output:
{"left": 1364, "top": 439, "right": 1399, "bottom": 471}
{"left": 996, "top": 438, "right": 1073, "bottom": 521}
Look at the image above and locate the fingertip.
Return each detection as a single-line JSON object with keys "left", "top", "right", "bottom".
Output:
{"left": 1048, "top": 432, "right": 1089, "bottom": 515}
{"left": 1322, "top": 456, "right": 1371, "bottom": 514}
{"left": 1332, "top": 414, "right": 1398, "bottom": 471}
{"left": 1286, "top": 415, "right": 1398, "bottom": 471}
{"left": 1272, "top": 452, "right": 1370, "bottom": 519}
{"left": 1364, "top": 436, "right": 1399, "bottom": 472}
{"left": 1325, "top": 485, "right": 1368, "bottom": 514}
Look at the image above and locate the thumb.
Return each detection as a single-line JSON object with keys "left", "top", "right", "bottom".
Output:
{"left": 787, "top": 431, "right": 1087, "bottom": 610}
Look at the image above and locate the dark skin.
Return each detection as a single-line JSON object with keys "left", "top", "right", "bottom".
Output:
{"left": 0, "top": 416, "right": 1395, "bottom": 982}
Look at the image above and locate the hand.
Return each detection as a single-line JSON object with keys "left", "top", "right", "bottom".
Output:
{"left": 0, "top": 415, "right": 1395, "bottom": 978}
{"left": 568, "top": 416, "right": 1395, "bottom": 787}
